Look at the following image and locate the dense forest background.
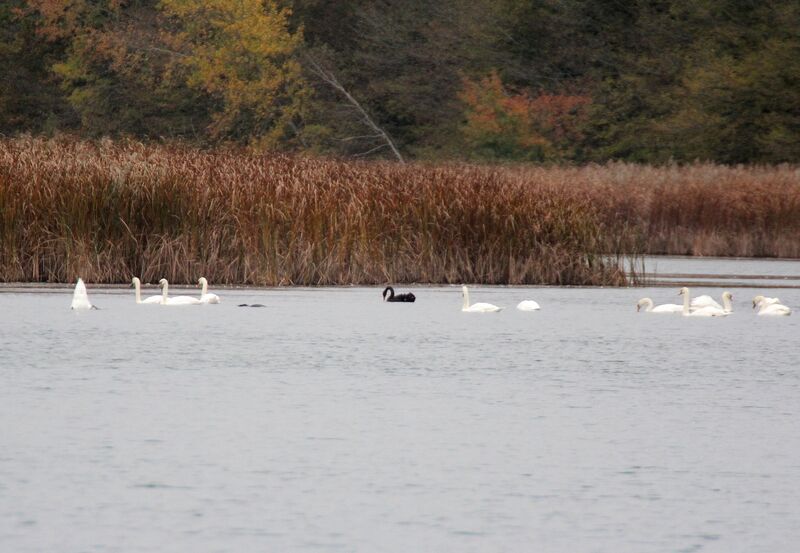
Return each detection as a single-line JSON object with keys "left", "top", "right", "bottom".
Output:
{"left": 2, "top": 0, "right": 799, "bottom": 164}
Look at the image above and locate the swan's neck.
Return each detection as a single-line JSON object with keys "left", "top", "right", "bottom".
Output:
{"left": 162, "top": 282, "right": 168, "bottom": 302}
{"left": 201, "top": 280, "right": 208, "bottom": 295}
{"left": 682, "top": 290, "right": 691, "bottom": 315}
{"left": 643, "top": 298, "right": 653, "bottom": 312}
{"left": 134, "top": 280, "right": 142, "bottom": 303}
{"left": 462, "top": 288, "right": 470, "bottom": 310}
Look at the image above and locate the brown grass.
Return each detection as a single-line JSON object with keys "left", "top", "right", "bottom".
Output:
{"left": 562, "top": 162, "right": 800, "bottom": 258}
{"left": 1, "top": 137, "right": 797, "bottom": 285}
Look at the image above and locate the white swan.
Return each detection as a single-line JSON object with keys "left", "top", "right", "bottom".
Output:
{"left": 691, "top": 294, "right": 723, "bottom": 310}
{"left": 198, "top": 277, "right": 221, "bottom": 304}
{"left": 132, "top": 277, "right": 162, "bottom": 304}
{"left": 752, "top": 295, "right": 781, "bottom": 309}
{"left": 159, "top": 278, "right": 202, "bottom": 306}
{"left": 516, "top": 300, "right": 541, "bottom": 311}
{"left": 70, "top": 278, "right": 96, "bottom": 310}
{"left": 461, "top": 285, "right": 502, "bottom": 313}
{"left": 636, "top": 298, "right": 682, "bottom": 313}
{"left": 757, "top": 302, "right": 792, "bottom": 316}
{"left": 680, "top": 287, "right": 729, "bottom": 317}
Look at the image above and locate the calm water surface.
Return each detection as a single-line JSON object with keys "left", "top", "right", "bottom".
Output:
{"left": 2, "top": 270, "right": 800, "bottom": 552}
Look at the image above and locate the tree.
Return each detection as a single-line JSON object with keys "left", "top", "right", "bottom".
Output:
{"left": 460, "top": 71, "right": 590, "bottom": 161}
{"left": 160, "top": 0, "right": 308, "bottom": 148}
{"left": 27, "top": 0, "right": 209, "bottom": 139}
{"left": 658, "top": 1, "right": 800, "bottom": 163}
{"left": 0, "top": 1, "right": 74, "bottom": 134}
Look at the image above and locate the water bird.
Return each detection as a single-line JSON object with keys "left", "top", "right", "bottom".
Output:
{"left": 756, "top": 302, "right": 792, "bottom": 316}
{"left": 131, "top": 277, "right": 162, "bottom": 304}
{"left": 70, "top": 278, "right": 97, "bottom": 310}
{"left": 752, "top": 295, "right": 781, "bottom": 309}
{"left": 691, "top": 293, "right": 726, "bottom": 310}
{"left": 159, "top": 279, "right": 202, "bottom": 306}
{"left": 516, "top": 300, "right": 541, "bottom": 311}
{"left": 382, "top": 286, "right": 416, "bottom": 303}
{"left": 636, "top": 297, "right": 682, "bottom": 313}
{"left": 461, "top": 285, "right": 502, "bottom": 313}
{"left": 198, "top": 277, "right": 221, "bottom": 304}
{"left": 679, "top": 287, "right": 729, "bottom": 317}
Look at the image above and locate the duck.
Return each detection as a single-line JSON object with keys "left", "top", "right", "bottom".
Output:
{"left": 131, "top": 277, "right": 162, "bottom": 304}
{"left": 198, "top": 277, "right": 221, "bottom": 304}
{"left": 636, "top": 297, "right": 682, "bottom": 313}
{"left": 461, "top": 285, "right": 502, "bottom": 313}
{"left": 159, "top": 279, "right": 202, "bottom": 306}
{"left": 382, "top": 286, "right": 416, "bottom": 303}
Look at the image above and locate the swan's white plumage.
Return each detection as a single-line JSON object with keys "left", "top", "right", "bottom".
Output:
{"left": 690, "top": 305, "right": 727, "bottom": 317}
{"left": 132, "top": 277, "right": 162, "bottom": 304}
{"left": 70, "top": 278, "right": 94, "bottom": 310}
{"left": 516, "top": 300, "right": 541, "bottom": 311}
{"left": 198, "top": 277, "right": 221, "bottom": 304}
{"left": 691, "top": 294, "right": 723, "bottom": 310}
{"left": 159, "top": 279, "right": 202, "bottom": 306}
{"left": 752, "top": 295, "right": 780, "bottom": 309}
{"left": 636, "top": 298, "right": 682, "bottom": 313}
{"left": 461, "top": 285, "right": 502, "bottom": 313}
{"left": 680, "top": 287, "right": 728, "bottom": 317}
{"left": 757, "top": 303, "right": 792, "bottom": 316}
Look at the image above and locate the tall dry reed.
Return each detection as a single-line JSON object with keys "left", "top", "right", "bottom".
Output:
{"left": 2, "top": 137, "right": 797, "bottom": 285}
{"left": 0, "top": 137, "right": 627, "bottom": 285}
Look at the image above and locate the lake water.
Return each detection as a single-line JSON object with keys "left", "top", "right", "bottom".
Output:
{"left": 2, "top": 258, "right": 800, "bottom": 552}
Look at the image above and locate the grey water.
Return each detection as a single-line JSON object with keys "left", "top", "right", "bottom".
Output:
{"left": 641, "top": 255, "right": 800, "bottom": 287}
{"left": 2, "top": 258, "right": 800, "bottom": 552}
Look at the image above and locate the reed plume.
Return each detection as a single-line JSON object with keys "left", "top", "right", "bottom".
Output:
{"left": 3, "top": 137, "right": 796, "bottom": 285}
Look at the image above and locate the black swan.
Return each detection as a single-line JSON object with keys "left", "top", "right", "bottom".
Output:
{"left": 382, "top": 286, "right": 416, "bottom": 303}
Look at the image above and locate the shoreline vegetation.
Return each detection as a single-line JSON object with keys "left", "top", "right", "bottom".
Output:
{"left": 1, "top": 137, "right": 799, "bottom": 286}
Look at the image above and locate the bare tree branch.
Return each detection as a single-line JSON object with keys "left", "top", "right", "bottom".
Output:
{"left": 353, "top": 143, "right": 390, "bottom": 157}
{"left": 304, "top": 54, "right": 405, "bottom": 163}
{"left": 337, "top": 133, "right": 384, "bottom": 142}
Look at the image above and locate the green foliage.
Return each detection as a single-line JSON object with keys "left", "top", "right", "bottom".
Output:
{"left": 160, "top": 0, "right": 309, "bottom": 148}
{"left": 0, "top": 0, "right": 798, "bottom": 163}
{"left": 0, "top": 1, "right": 75, "bottom": 133}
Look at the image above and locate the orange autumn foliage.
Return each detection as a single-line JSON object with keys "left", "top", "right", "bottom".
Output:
{"left": 460, "top": 70, "right": 591, "bottom": 161}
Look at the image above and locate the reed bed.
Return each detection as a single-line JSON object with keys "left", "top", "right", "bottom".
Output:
{"left": 1, "top": 137, "right": 798, "bottom": 285}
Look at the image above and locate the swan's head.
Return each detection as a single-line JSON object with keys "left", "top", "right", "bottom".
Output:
{"left": 131, "top": 276, "right": 139, "bottom": 287}
{"left": 679, "top": 287, "right": 689, "bottom": 296}
{"left": 461, "top": 285, "right": 468, "bottom": 296}
{"left": 159, "top": 278, "right": 168, "bottom": 288}
{"left": 198, "top": 277, "right": 207, "bottom": 286}
{"left": 636, "top": 298, "right": 651, "bottom": 312}
{"left": 752, "top": 295, "right": 764, "bottom": 309}
{"left": 722, "top": 291, "right": 733, "bottom": 301}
